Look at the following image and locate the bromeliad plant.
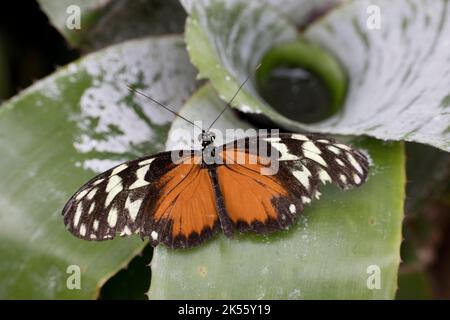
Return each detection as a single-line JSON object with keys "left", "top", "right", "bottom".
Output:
{"left": 0, "top": 0, "right": 449, "bottom": 299}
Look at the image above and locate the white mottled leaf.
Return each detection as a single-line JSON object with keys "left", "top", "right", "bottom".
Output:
{"left": 0, "top": 35, "right": 197, "bottom": 298}
{"left": 185, "top": 0, "right": 450, "bottom": 152}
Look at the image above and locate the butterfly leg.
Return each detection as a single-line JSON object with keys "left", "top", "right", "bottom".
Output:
{"left": 208, "top": 167, "right": 234, "bottom": 239}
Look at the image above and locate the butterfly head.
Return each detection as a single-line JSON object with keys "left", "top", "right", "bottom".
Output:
{"left": 199, "top": 130, "right": 216, "bottom": 149}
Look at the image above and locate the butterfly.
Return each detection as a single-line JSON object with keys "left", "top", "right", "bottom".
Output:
{"left": 62, "top": 76, "right": 370, "bottom": 249}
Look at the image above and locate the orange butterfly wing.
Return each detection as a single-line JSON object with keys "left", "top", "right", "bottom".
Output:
{"left": 63, "top": 151, "right": 220, "bottom": 249}
{"left": 147, "top": 159, "right": 220, "bottom": 248}
{"left": 216, "top": 149, "right": 303, "bottom": 233}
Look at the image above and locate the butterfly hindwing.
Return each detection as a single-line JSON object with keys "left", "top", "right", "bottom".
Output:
{"left": 215, "top": 148, "right": 303, "bottom": 234}
{"left": 142, "top": 158, "right": 221, "bottom": 248}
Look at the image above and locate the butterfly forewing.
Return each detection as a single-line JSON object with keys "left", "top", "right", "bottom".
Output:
{"left": 277, "top": 133, "right": 369, "bottom": 189}
{"left": 216, "top": 133, "right": 370, "bottom": 233}
{"left": 143, "top": 163, "right": 221, "bottom": 249}
{"left": 224, "top": 133, "right": 369, "bottom": 190}
{"left": 63, "top": 152, "right": 182, "bottom": 241}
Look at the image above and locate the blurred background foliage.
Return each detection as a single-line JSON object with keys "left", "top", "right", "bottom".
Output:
{"left": 0, "top": 0, "right": 449, "bottom": 299}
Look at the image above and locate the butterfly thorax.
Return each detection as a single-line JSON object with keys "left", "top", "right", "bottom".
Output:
{"left": 200, "top": 131, "right": 217, "bottom": 167}
{"left": 200, "top": 131, "right": 216, "bottom": 149}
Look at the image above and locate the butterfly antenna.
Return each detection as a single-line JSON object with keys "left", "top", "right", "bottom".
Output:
{"left": 125, "top": 84, "right": 204, "bottom": 132}
{"left": 207, "top": 64, "right": 261, "bottom": 131}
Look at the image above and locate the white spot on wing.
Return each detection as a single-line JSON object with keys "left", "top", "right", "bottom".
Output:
{"left": 302, "top": 196, "right": 311, "bottom": 204}
{"left": 336, "top": 143, "right": 352, "bottom": 151}
{"left": 340, "top": 174, "right": 347, "bottom": 184}
{"left": 87, "top": 188, "right": 97, "bottom": 200}
{"left": 105, "top": 186, "right": 122, "bottom": 208}
{"left": 318, "top": 169, "right": 332, "bottom": 184}
{"left": 111, "top": 163, "right": 128, "bottom": 176}
{"left": 292, "top": 166, "right": 311, "bottom": 189}
{"left": 327, "top": 145, "right": 341, "bottom": 154}
{"left": 93, "top": 220, "right": 99, "bottom": 231}
{"left": 121, "top": 226, "right": 132, "bottom": 236}
{"left": 129, "top": 164, "right": 151, "bottom": 189}
{"left": 92, "top": 178, "right": 104, "bottom": 186}
{"left": 304, "top": 150, "right": 327, "bottom": 167}
{"left": 151, "top": 231, "right": 158, "bottom": 240}
{"left": 302, "top": 141, "right": 321, "bottom": 154}
{"left": 291, "top": 134, "right": 308, "bottom": 141}
{"left": 88, "top": 202, "right": 95, "bottom": 214}
{"left": 125, "top": 196, "right": 143, "bottom": 222}
{"left": 75, "top": 189, "right": 89, "bottom": 201}
{"left": 106, "top": 175, "right": 121, "bottom": 192}
{"left": 80, "top": 224, "right": 86, "bottom": 236}
{"left": 139, "top": 158, "right": 154, "bottom": 166}
{"left": 74, "top": 204, "right": 83, "bottom": 227}
{"left": 289, "top": 204, "right": 296, "bottom": 213}
{"left": 105, "top": 176, "right": 123, "bottom": 207}
{"left": 336, "top": 158, "right": 345, "bottom": 166}
{"left": 108, "top": 207, "right": 118, "bottom": 227}
{"left": 353, "top": 174, "right": 362, "bottom": 184}
{"left": 347, "top": 152, "right": 364, "bottom": 174}
{"left": 265, "top": 138, "right": 299, "bottom": 161}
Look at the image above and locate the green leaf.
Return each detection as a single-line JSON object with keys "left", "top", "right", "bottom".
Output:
{"left": 185, "top": 0, "right": 450, "bottom": 152}
{"left": 0, "top": 35, "right": 197, "bottom": 299}
{"left": 38, "top": 0, "right": 186, "bottom": 51}
{"left": 148, "top": 83, "right": 405, "bottom": 299}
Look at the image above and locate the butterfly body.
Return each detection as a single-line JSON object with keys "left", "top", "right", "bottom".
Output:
{"left": 63, "top": 132, "right": 369, "bottom": 249}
